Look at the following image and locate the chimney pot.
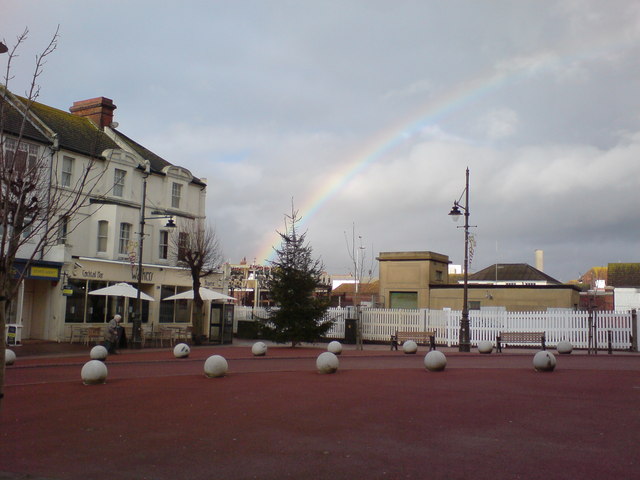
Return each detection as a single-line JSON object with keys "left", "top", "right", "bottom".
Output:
{"left": 69, "top": 97, "right": 117, "bottom": 128}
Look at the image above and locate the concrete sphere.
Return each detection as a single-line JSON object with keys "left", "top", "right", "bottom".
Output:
{"left": 402, "top": 340, "right": 418, "bottom": 354}
{"left": 424, "top": 350, "right": 447, "bottom": 372}
{"left": 316, "top": 351, "right": 339, "bottom": 374}
{"left": 533, "top": 350, "right": 557, "bottom": 372}
{"left": 204, "top": 355, "right": 228, "bottom": 378}
{"left": 251, "top": 341, "right": 268, "bottom": 356}
{"left": 327, "top": 341, "right": 343, "bottom": 355}
{"left": 5, "top": 349, "right": 16, "bottom": 366}
{"left": 477, "top": 340, "right": 494, "bottom": 354}
{"left": 173, "top": 343, "right": 191, "bottom": 358}
{"left": 90, "top": 345, "right": 108, "bottom": 361}
{"left": 556, "top": 341, "right": 573, "bottom": 355}
{"left": 81, "top": 360, "right": 108, "bottom": 385}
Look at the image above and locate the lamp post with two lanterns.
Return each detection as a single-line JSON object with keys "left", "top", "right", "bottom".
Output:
{"left": 448, "top": 167, "right": 472, "bottom": 352}
{"left": 131, "top": 160, "right": 176, "bottom": 347}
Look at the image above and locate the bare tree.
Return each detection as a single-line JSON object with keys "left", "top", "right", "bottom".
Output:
{"left": 0, "top": 28, "right": 108, "bottom": 410}
{"left": 344, "top": 224, "right": 376, "bottom": 350}
{"left": 171, "top": 220, "right": 223, "bottom": 344}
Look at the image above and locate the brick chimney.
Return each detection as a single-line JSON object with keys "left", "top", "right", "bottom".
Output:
{"left": 69, "top": 97, "right": 117, "bottom": 128}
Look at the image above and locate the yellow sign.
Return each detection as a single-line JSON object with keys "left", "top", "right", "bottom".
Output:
{"left": 30, "top": 266, "right": 59, "bottom": 279}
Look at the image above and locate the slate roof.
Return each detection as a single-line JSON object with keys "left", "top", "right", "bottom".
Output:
{"left": 3, "top": 91, "right": 204, "bottom": 186}
{"left": 28, "top": 99, "right": 119, "bottom": 157}
{"left": 607, "top": 263, "right": 640, "bottom": 287}
{"left": 467, "top": 263, "right": 562, "bottom": 285}
{"left": 112, "top": 128, "right": 172, "bottom": 173}
{"left": 0, "top": 92, "right": 50, "bottom": 144}
{"left": 2, "top": 91, "right": 120, "bottom": 157}
{"left": 113, "top": 130, "right": 206, "bottom": 187}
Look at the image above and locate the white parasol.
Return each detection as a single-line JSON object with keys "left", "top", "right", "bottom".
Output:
{"left": 88, "top": 282, "right": 155, "bottom": 301}
{"left": 162, "top": 287, "right": 236, "bottom": 302}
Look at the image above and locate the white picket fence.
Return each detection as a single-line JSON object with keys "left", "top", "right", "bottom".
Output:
{"left": 234, "top": 306, "right": 637, "bottom": 350}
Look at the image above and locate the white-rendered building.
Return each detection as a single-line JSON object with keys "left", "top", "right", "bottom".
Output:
{"left": 2, "top": 93, "right": 224, "bottom": 342}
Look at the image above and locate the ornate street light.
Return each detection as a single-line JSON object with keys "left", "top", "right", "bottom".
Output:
{"left": 449, "top": 167, "right": 472, "bottom": 352}
{"left": 131, "top": 160, "right": 176, "bottom": 347}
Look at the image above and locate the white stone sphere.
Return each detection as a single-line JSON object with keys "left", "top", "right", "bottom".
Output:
{"left": 424, "top": 350, "right": 447, "bottom": 372}
{"left": 251, "top": 341, "right": 268, "bottom": 356}
{"left": 477, "top": 340, "right": 494, "bottom": 354}
{"left": 402, "top": 340, "right": 418, "bottom": 354}
{"left": 316, "top": 351, "right": 339, "bottom": 374}
{"left": 90, "top": 345, "right": 108, "bottom": 361}
{"left": 173, "top": 343, "right": 191, "bottom": 358}
{"left": 81, "top": 360, "right": 108, "bottom": 385}
{"left": 556, "top": 341, "right": 573, "bottom": 355}
{"left": 327, "top": 341, "right": 343, "bottom": 355}
{"left": 5, "top": 349, "right": 16, "bottom": 366}
{"left": 204, "top": 355, "right": 228, "bottom": 378}
{"left": 533, "top": 350, "right": 557, "bottom": 372}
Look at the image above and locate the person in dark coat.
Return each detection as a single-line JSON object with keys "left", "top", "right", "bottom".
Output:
{"left": 105, "top": 314, "right": 122, "bottom": 354}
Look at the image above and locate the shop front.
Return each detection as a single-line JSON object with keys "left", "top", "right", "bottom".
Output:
{"left": 59, "top": 258, "right": 202, "bottom": 342}
{"left": 8, "top": 259, "right": 63, "bottom": 342}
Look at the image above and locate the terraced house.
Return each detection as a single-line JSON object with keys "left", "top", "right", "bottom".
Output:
{"left": 1, "top": 90, "right": 220, "bottom": 343}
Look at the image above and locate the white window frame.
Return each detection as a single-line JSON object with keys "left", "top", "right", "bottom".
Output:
{"left": 61, "top": 156, "right": 74, "bottom": 187}
{"left": 97, "top": 220, "right": 108, "bottom": 253}
{"left": 118, "top": 223, "right": 131, "bottom": 255}
{"left": 171, "top": 182, "right": 182, "bottom": 209}
{"left": 159, "top": 230, "right": 169, "bottom": 259}
{"left": 4, "top": 138, "right": 39, "bottom": 172}
{"left": 58, "top": 216, "right": 69, "bottom": 244}
{"left": 113, "top": 169, "right": 126, "bottom": 197}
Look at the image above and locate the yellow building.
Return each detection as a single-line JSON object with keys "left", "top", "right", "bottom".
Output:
{"left": 377, "top": 252, "right": 580, "bottom": 311}
{"left": 377, "top": 251, "right": 450, "bottom": 309}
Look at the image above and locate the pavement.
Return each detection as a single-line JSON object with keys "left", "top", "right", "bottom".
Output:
{"left": 8, "top": 337, "right": 635, "bottom": 358}
{"left": 2, "top": 340, "right": 640, "bottom": 479}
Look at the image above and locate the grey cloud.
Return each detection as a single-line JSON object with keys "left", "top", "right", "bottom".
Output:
{"left": 3, "top": 0, "right": 639, "bottom": 281}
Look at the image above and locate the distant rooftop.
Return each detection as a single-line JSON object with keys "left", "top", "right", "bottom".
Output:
{"left": 467, "top": 263, "right": 562, "bottom": 285}
{"left": 607, "top": 263, "right": 640, "bottom": 288}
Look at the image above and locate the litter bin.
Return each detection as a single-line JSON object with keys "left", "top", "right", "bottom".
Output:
{"left": 344, "top": 318, "right": 357, "bottom": 344}
{"left": 6, "top": 324, "right": 23, "bottom": 346}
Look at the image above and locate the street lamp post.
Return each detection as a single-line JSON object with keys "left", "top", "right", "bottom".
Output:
{"left": 131, "top": 160, "right": 175, "bottom": 348}
{"left": 449, "top": 167, "right": 472, "bottom": 352}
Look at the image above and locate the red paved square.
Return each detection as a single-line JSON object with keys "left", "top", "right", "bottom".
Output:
{"left": 1, "top": 344, "right": 639, "bottom": 479}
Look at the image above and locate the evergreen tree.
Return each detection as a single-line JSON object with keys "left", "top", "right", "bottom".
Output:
{"left": 259, "top": 205, "right": 332, "bottom": 346}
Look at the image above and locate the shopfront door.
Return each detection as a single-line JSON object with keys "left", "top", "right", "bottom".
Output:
{"left": 210, "top": 303, "right": 234, "bottom": 344}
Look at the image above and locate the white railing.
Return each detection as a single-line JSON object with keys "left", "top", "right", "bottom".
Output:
{"left": 233, "top": 306, "right": 637, "bottom": 350}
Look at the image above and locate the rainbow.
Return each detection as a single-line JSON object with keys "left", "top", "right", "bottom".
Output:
{"left": 254, "top": 39, "right": 626, "bottom": 265}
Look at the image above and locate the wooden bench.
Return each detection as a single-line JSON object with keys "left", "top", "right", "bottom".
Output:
{"left": 391, "top": 330, "right": 436, "bottom": 351}
{"left": 497, "top": 331, "right": 546, "bottom": 352}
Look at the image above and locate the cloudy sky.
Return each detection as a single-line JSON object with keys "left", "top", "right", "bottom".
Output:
{"left": 3, "top": 1, "right": 639, "bottom": 282}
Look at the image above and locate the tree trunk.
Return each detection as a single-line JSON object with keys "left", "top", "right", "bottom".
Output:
{"left": 192, "top": 297, "right": 204, "bottom": 345}
{"left": 0, "top": 298, "right": 8, "bottom": 411}
{"left": 192, "top": 275, "right": 204, "bottom": 345}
